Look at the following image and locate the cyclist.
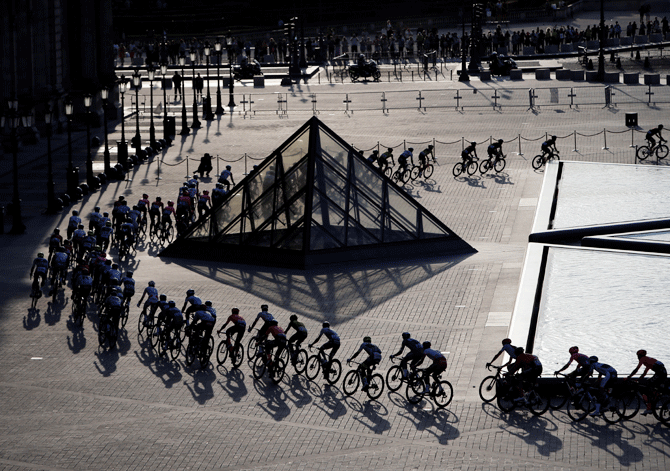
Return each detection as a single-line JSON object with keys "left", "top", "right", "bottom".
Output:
{"left": 284, "top": 314, "right": 308, "bottom": 365}
{"left": 487, "top": 139, "right": 504, "bottom": 160}
{"left": 89, "top": 207, "right": 103, "bottom": 232}
{"left": 588, "top": 356, "right": 618, "bottom": 417}
{"left": 181, "top": 289, "right": 203, "bottom": 319}
{"left": 309, "top": 321, "right": 341, "bottom": 377}
{"left": 397, "top": 147, "right": 414, "bottom": 173}
{"left": 137, "top": 280, "right": 159, "bottom": 318}
{"left": 137, "top": 194, "right": 150, "bottom": 220}
{"left": 47, "top": 228, "right": 63, "bottom": 262}
{"left": 128, "top": 205, "right": 142, "bottom": 231}
{"left": 212, "top": 183, "right": 227, "bottom": 207}
{"left": 102, "top": 286, "right": 124, "bottom": 335}
{"left": 30, "top": 252, "right": 49, "bottom": 294}
{"left": 97, "top": 221, "right": 114, "bottom": 251}
{"left": 627, "top": 349, "right": 667, "bottom": 415}
{"left": 461, "top": 142, "right": 478, "bottom": 163}
{"left": 219, "top": 165, "right": 235, "bottom": 187}
{"left": 80, "top": 230, "right": 97, "bottom": 260}
{"left": 421, "top": 341, "right": 448, "bottom": 394}
{"left": 161, "top": 201, "right": 176, "bottom": 232}
{"left": 487, "top": 338, "right": 519, "bottom": 370}
{"left": 645, "top": 124, "right": 666, "bottom": 149}
{"left": 157, "top": 300, "right": 184, "bottom": 352}
{"left": 189, "top": 304, "right": 216, "bottom": 350}
{"left": 248, "top": 304, "right": 275, "bottom": 345}
{"left": 366, "top": 150, "right": 379, "bottom": 166}
{"left": 348, "top": 336, "right": 382, "bottom": 391}
{"left": 121, "top": 271, "right": 135, "bottom": 307}
{"left": 112, "top": 198, "right": 130, "bottom": 232}
{"left": 389, "top": 332, "right": 425, "bottom": 379}
{"left": 177, "top": 189, "right": 192, "bottom": 221}
{"left": 72, "top": 224, "right": 87, "bottom": 256}
{"left": 67, "top": 210, "right": 81, "bottom": 240}
{"left": 149, "top": 196, "right": 163, "bottom": 230}
{"left": 118, "top": 217, "right": 135, "bottom": 251}
{"left": 72, "top": 267, "right": 93, "bottom": 304}
{"left": 418, "top": 145, "right": 434, "bottom": 169}
{"left": 99, "top": 212, "right": 111, "bottom": 231}
{"left": 506, "top": 347, "right": 542, "bottom": 402}
{"left": 541, "top": 135, "right": 558, "bottom": 160}
{"left": 49, "top": 246, "right": 69, "bottom": 294}
{"left": 554, "top": 346, "right": 593, "bottom": 384}
{"left": 379, "top": 147, "right": 394, "bottom": 170}
{"left": 197, "top": 190, "right": 211, "bottom": 219}
{"left": 262, "top": 319, "right": 287, "bottom": 362}
{"left": 217, "top": 308, "right": 246, "bottom": 350}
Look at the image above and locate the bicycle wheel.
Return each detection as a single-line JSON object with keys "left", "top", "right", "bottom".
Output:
{"left": 325, "top": 359, "right": 342, "bottom": 385}
{"left": 293, "top": 349, "right": 308, "bottom": 374}
{"left": 567, "top": 392, "right": 593, "bottom": 422}
{"left": 466, "top": 160, "right": 478, "bottom": 176}
{"left": 496, "top": 380, "right": 515, "bottom": 412}
{"left": 479, "top": 159, "right": 491, "bottom": 175}
{"left": 185, "top": 340, "right": 196, "bottom": 366}
{"left": 252, "top": 356, "right": 266, "bottom": 379}
{"left": 636, "top": 145, "right": 651, "bottom": 161}
{"left": 528, "top": 389, "right": 550, "bottom": 416}
{"left": 410, "top": 166, "right": 420, "bottom": 181}
{"left": 423, "top": 164, "right": 434, "bottom": 179}
{"left": 386, "top": 366, "right": 404, "bottom": 392}
{"left": 432, "top": 380, "right": 454, "bottom": 409}
{"left": 656, "top": 397, "right": 670, "bottom": 425}
{"left": 384, "top": 167, "right": 393, "bottom": 179}
{"left": 247, "top": 336, "right": 259, "bottom": 361}
{"left": 479, "top": 375, "right": 498, "bottom": 403}
{"left": 270, "top": 359, "right": 286, "bottom": 384}
{"left": 343, "top": 370, "right": 360, "bottom": 396}
{"left": 391, "top": 171, "right": 400, "bottom": 183}
{"left": 401, "top": 168, "right": 411, "bottom": 184}
{"left": 98, "top": 324, "right": 107, "bottom": 348}
{"left": 137, "top": 312, "right": 145, "bottom": 334}
{"left": 202, "top": 336, "right": 215, "bottom": 368}
{"left": 601, "top": 397, "right": 625, "bottom": 424}
{"left": 656, "top": 144, "right": 669, "bottom": 160}
{"left": 619, "top": 390, "right": 640, "bottom": 420}
{"left": 494, "top": 158, "right": 506, "bottom": 173}
{"left": 452, "top": 162, "right": 464, "bottom": 177}
{"left": 305, "top": 355, "right": 321, "bottom": 380}
{"left": 166, "top": 225, "right": 175, "bottom": 243}
{"left": 169, "top": 333, "right": 181, "bottom": 361}
{"left": 532, "top": 155, "right": 544, "bottom": 170}
{"left": 121, "top": 304, "right": 129, "bottom": 328}
{"left": 549, "top": 391, "right": 569, "bottom": 410}
{"left": 217, "top": 340, "right": 229, "bottom": 366}
{"left": 367, "top": 373, "right": 385, "bottom": 400}
{"left": 231, "top": 344, "right": 244, "bottom": 368}
{"left": 405, "top": 377, "right": 425, "bottom": 405}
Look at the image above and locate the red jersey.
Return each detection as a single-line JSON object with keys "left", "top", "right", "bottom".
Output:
{"left": 227, "top": 313, "right": 246, "bottom": 325}
{"left": 268, "top": 325, "right": 285, "bottom": 338}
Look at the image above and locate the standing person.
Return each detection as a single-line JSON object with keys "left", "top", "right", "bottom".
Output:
{"left": 194, "top": 73, "right": 204, "bottom": 102}
{"left": 172, "top": 71, "right": 183, "bottom": 101}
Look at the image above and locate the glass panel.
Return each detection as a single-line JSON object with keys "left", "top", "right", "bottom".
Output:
{"left": 219, "top": 219, "right": 242, "bottom": 245}
{"left": 352, "top": 158, "right": 383, "bottom": 205}
{"left": 280, "top": 127, "right": 310, "bottom": 174}
{"left": 284, "top": 159, "right": 307, "bottom": 201}
{"left": 316, "top": 162, "right": 347, "bottom": 210}
{"left": 248, "top": 159, "right": 277, "bottom": 205}
{"left": 421, "top": 214, "right": 449, "bottom": 239}
{"left": 287, "top": 193, "right": 306, "bottom": 227}
{"left": 349, "top": 187, "right": 382, "bottom": 232}
{"left": 318, "top": 128, "right": 349, "bottom": 172}
{"left": 313, "top": 190, "right": 346, "bottom": 243}
{"left": 213, "top": 187, "right": 244, "bottom": 235}
{"left": 347, "top": 220, "right": 379, "bottom": 247}
{"left": 185, "top": 218, "right": 211, "bottom": 241}
{"left": 277, "top": 226, "right": 304, "bottom": 250}
{"left": 242, "top": 229, "right": 273, "bottom": 247}
{"left": 387, "top": 185, "right": 418, "bottom": 234}
{"left": 384, "top": 217, "right": 417, "bottom": 242}
{"left": 250, "top": 188, "right": 275, "bottom": 229}
{"left": 310, "top": 223, "right": 342, "bottom": 250}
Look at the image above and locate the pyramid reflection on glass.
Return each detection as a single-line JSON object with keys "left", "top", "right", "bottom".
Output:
{"left": 161, "top": 117, "right": 475, "bottom": 268}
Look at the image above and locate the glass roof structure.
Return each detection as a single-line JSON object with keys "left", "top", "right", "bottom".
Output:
{"left": 161, "top": 117, "right": 475, "bottom": 268}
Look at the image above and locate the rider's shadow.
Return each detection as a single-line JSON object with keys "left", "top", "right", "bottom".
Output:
{"left": 184, "top": 368, "right": 216, "bottom": 405}
{"left": 570, "top": 419, "right": 643, "bottom": 466}
{"left": 313, "top": 384, "right": 347, "bottom": 421}
{"left": 93, "top": 348, "right": 120, "bottom": 377}
{"left": 23, "top": 308, "right": 41, "bottom": 330}
{"left": 286, "top": 374, "right": 313, "bottom": 409}
{"left": 44, "top": 300, "right": 64, "bottom": 326}
{"left": 499, "top": 412, "right": 562, "bottom": 457}
{"left": 399, "top": 400, "right": 460, "bottom": 445}
{"left": 115, "top": 329, "right": 132, "bottom": 355}
{"left": 487, "top": 171, "right": 514, "bottom": 185}
{"left": 216, "top": 367, "right": 248, "bottom": 401}
{"left": 67, "top": 329, "right": 86, "bottom": 354}
{"left": 419, "top": 180, "right": 442, "bottom": 193}
{"left": 351, "top": 400, "right": 391, "bottom": 435}
{"left": 255, "top": 382, "right": 291, "bottom": 422}
{"left": 463, "top": 175, "right": 486, "bottom": 189}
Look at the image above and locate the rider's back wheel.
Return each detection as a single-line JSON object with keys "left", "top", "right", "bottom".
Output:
{"left": 392, "top": 171, "right": 400, "bottom": 183}
{"left": 305, "top": 355, "right": 321, "bottom": 380}
{"left": 373, "top": 70, "right": 381, "bottom": 81}
{"left": 432, "top": 380, "right": 454, "bottom": 408}
{"left": 293, "top": 349, "right": 308, "bottom": 374}
{"left": 567, "top": 391, "right": 593, "bottom": 421}
{"left": 657, "top": 144, "right": 669, "bottom": 160}
{"left": 366, "top": 373, "right": 385, "bottom": 400}
{"left": 532, "top": 155, "right": 544, "bottom": 170}
{"left": 401, "top": 168, "right": 411, "bottom": 183}
{"left": 479, "top": 159, "right": 491, "bottom": 175}
{"left": 637, "top": 146, "right": 651, "bottom": 161}
{"left": 423, "top": 164, "right": 434, "bottom": 179}
{"left": 169, "top": 332, "right": 181, "bottom": 361}
{"left": 452, "top": 162, "right": 464, "bottom": 177}
{"left": 325, "top": 359, "right": 342, "bottom": 384}
{"left": 601, "top": 397, "right": 625, "bottom": 424}
{"left": 410, "top": 166, "right": 420, "bottom": 181}
{"left": 121, "top": 304, "right": 129, "bottom": 328}
{"left": 656, "top": 397, "right": 670, "bottom": 425}
{"left": 343, "top": 370, "right": 360, "bottom": 396}
{"left": 494, "top": 158, "right": 506, "bottom": 173}
{"left": 405, "top": 377, "right": 425, "bottom": 404}
{"left": 185, "top": 340, "right": 196, "bottom": 366}
{"left": 527, "top": 389, "right": 550, "bottom": 416}
{"left": 270, "top": 359, "right": 286, "bottom": 384}
{"left": 479, "top": 375, "right": 498, "bottom": 403}
{"left": 384, "top": 167, "right": 393, "bottom": 179}
{"left": 466, "top": 160, "right": 478, "bottom": 176}
{"left": 231, "top": 344, "right": 244, "bottom": 368}
{"left": 216, "top": 340, "right": 229, "bottom": 366}
{"left": 166, "top": 225, "right": 175, "bottom": 243}
{"left": 252, "top": 355, "right": 266, "bottom": 379}
{"left": 247, "top": 336, "right": 258, "bottom": 361}
{"left": 386, "top": 365, "right": 404, "bottom": 392}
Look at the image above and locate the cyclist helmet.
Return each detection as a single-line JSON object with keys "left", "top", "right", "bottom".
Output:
{"left": 54, "top": 228, "right": 60, "bottom": 234}
{"left": 156, "top": 196, "right": 162, "bottom": 202}
{"left": 126, "top": 271, "right": 133, "bottom": 277}
{"left": 205, "top": 301, "right": 212, "bottom": 306}
{"left": 515, "top": 347, "right": 525, "bottom": 355}
{"left": 232, "top": 308, "right": 239, "bottom": 314}
{"left": 270, "top": 320, "right": 279, "bottom": 326}
{"left": 95, "top": 245, "right": 101, "bottom": 251}
{"left": 118, "top": 196, "right": 125, "bottom": 201}
{"left": 322, "top": 321, "right": 330, "bottom": 328}
{"left": 111, "top": 263, "right": 119, "bottom": 269}
{"left": 37, "top": 252, "right": 44, "bottom": 258}
{"left": 106, "top": 221, "right": 112, "bottom": 226}
{"left": 103, "top": 212, "right": 109, "bottom": 217}
{"left": 290, "top": 314, "right": 298, "bottom": 321}
{"left": 363, "top": 336, "right": 371, "bottom": 343}
{"left": 428, "top": 144, "right": 434, "bottom": 149}
{"left": 422, "top": 341, "right": 431, "bottom": 349}
{"left": 168, "top": 300, "right": 176, "bottom": 307}
{"left": 94, "top": 206, "right": 100, "bottom": 212}
{"left": 502, "top": 338, "right": 512, "bottom": 345}
{"left": 143, "top": 194, "right": 148, "bottom": 199}
{"left": 203, "top": 190, "right": 209, "bottom": 195}
{"left": 168, "top": 201, "right": 174, "bottom": 206}
{"left": 78, "top": 224, "right": 84, "bottom": 229}
{"left": 148, "top": 281, "right": 155, "bottom": 287}
{"left": 261, "top": 304, "right": 268, "bottom": 311}
{"left": 551, "top": 135, "right": 557, "bottom": 140}
{"left": 388, "top": 148, "right": 393, "bottom": 152}
{"left": 569, "top": 346, "right": 579, "bottom": 354}
{"left": 498, "top": 139, "right": 503, "bottom": 144}
{"left": 226, "top": 165, "right": 232, "bottom": 170}
{"left": 659, "top": 124, "right": 664, "bottom": 129}
{"left": 186, "top": 289, "right": 195, "bottom": 296}
{"left": 72, "top": 210, "right": 79, "bottom": 216}
{"left": 159, "top": 294, "right": 167, "bottom": 301}
{"left": 408, "top": 147, "right": 414, "bottom": 152}
{"left": 637, "top": 349, "right": 647, "bottom": 357}
{"left": 589, "top": 356, "right": 599, "bottom": 363}
{"left": 402, "top": 332, "right": 411, "bottom": 339}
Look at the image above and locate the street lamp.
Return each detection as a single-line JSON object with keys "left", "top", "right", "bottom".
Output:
{"left": 161, "top": 63, "right": 169, "bottom": 140}
{"left": 190, "top": 48, "right": 201, "bottom": 129}
{"left": 214, "top": 39, "right": 224, "bottom": 115}
{"left": 117, "top": 75, "right": 129, "bottom": 169}
{"left": 132, "top": 69, "right": 142, "bottom": 154}
{"left": 227, "top": 41, "right": 236, "bottom": 108}
{"left": 7, "top": 99, "right": 25, "bottom": 234}
{"left": 203, "top": 42, "right": 214, "bottom": 120}
{"left": 45, "top": 106, "right": 58, "bottom": 214}
{"left": 596, "top": 0, "right": 605, "bottom": 81}
{"left": 65, "top": 97, "right": 76, "bottom": 196}
{"left": 179, "top": 54, "right": 190, "bottom": 135}
{"left": 147, "top": 65, "right": 157, "bottom": 147}
{"left": 101, "top": 86, "right": 111, "bottom": 174}
{"left": 83, "top": 93, "right": 94, "bottom": 187}
{"left": 459, "top": 8, "right": 469, "bottom": 82}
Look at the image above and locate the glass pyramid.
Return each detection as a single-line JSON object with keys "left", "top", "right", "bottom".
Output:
{"left": 162, "top": 117, "right": 474, "bottom": 267}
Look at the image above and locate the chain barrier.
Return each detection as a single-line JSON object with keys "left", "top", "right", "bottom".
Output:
{"left": 520, "top": 135, "right": 546, "bottom": 141}
{"left": 576, "top": 131, "right": 604, "bottom": 137}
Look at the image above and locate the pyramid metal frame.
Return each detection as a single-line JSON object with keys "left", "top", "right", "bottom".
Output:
{"left": 161, "top": 117, "right": 475, "bottom": 268}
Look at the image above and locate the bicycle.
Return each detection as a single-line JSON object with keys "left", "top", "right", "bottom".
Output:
{"left": 252, "top": 349, "right": 286, "bottom": 384}
{"left": 532, "top": 150, "right": 560, "bottom": 170}
{"left": 453, "top": 156, "right": 478, "bottom": 177}
{"left": 49, "top": 268, "right": 65, "bottom": 302}
{"left": 565, "top": 381, "right": 626, "bottom": 424}
{"left": 342, "top": 360, "right": 384, "bottom": 400}
{"left": 479, "top": 153, "right": 507, "bottom": 174}
{"left": 305, "top": 346, "right": 342, "bottom": 384}
{"left": 98, "top": 311, "right": 119, "bottom": 350}
{"left": 184, "top": 326, "right": 214, "bottom": 369}
{"left": 479, "top": 365, "right": 505, "bottom": 403}
{"left": 137, "top": 304, "right": 156, "bottom": 335}
{"left": 160, "top": 220, "right": 175, "bottom": 244}
{"left": 637, "top": 141, "right": 669, "bottom": 161}
{"left": 29, "top": 278, "right": 43, "bottom": 308}
{"left": 153, "top": 319, "right": 182, "bottom": 361}
{"left": 615, "top": 379, "right": 670, "bottom": 423}
{"left": 71, "top": 292, "right": 87, "bottom": 327}
{"left": 496, "top": 374, "right": 550, "bottom": 416}
{"left": 410, "top": 161, "right": 434, "bottom": 181}
{"left": 391, "top": 165, "right": 412, "bottom": 184}
{"left": 246, "top": 328, "right": 263, "bottom": 361}
{"left": 216, "top": 331, "right": 245, "bottom": 368}
{"left": 285, "top": 340, "right": 308, "bottom": 374}
{"left": 405, "top": 368, "right": 454, "bottom": 409}
{"left": 386, "top": 357, "right": 421, "bottom": 393}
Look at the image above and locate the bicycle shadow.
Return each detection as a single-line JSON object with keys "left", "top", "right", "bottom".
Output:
{"left": 344, "top": 397, "right": 391, "bottom": 435}
{"left": 23, "top": 307, "right": 41, "bottom": 330}
{"left": 311, "top": 383, "right": 348, "bottom": 421}
{"left": 497, "top": 411, "right": 562, "bottom": 457}
{"left": 66, "top": 328, "right": 86, "bottom": 354}
{"left": 285, "top": 373, "right": 313, "bottom": 409}
{"left": 93, "top": 347, "right": 120, "bottom": 377}
{"left": 570, "top": 419, "right": 644, "bottom": 466}
{"left": 216, "top": 367, "right": 248, "bottom": 401}
{"left": 183, "top": 366, "right": 217, "bottom": 404}
{"left": 483, "top": 171, "right": 514, "bottom": 185}
{"left": 398, "top": 402, "right": 460, "bottom": 444}
{"left": 254, "top": 379, "right": 291, "bottom": 422}
{"left": 44, "top": 299, "right": 65, "bottom": 326}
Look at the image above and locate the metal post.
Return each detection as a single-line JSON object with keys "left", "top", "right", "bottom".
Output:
{"left": 179, "top": 56, "right": 190, "bottom": 136}
{"left": 603, "top": 128, "right": 609, "bottom": 150}
{"left": 573, "top": 130, "right": 578, "bottom": 152}
{"left": 186, "top": 156, "right": 189, "bottom": 177}
{"left": 161, "top": 64, "right": 169, "bottom": 141}
{"left": 148, "top": 69, "right": 157, "bottom": 147}
{"left": 45, "top": 110, "right": 57, "bottom": 214}
{"left": 518, "top": 134, "right": 523, "bottom": 156}
{"left": 133, "top": 70, "right": 142, "bottom": 154}
{"left": 631, "top": 128, "right": 635, "bottom": 148}
{"left": 102, "top": 91, "right": 111, "bottom": 174}
{"left": 191, "top": 49, "right": 201, "bottom": 129}
{"left": 84, "top": 94, "right": 94, "bottom": 186}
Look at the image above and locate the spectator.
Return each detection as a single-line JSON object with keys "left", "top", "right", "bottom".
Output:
{"left": 172, "top": 71, "right": 182, "bottom": 101}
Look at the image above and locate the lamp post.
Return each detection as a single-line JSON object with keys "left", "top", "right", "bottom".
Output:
{"left": 7, "top": 99, "right": 25, "bottom": 233}
{"left": 179, "top": 54, "right": 190, "bottom": 135}
{"left": 227, "top": 41, "right": 236, "bottom": 108}
{"left": 45, "top": 106, "right": 57, "bottom": 214}
{"left": 132, "top": 69, "right": 142, "bottom": 154}
{"left": 101, "top": 87, "right": 111, "bottom": 174}
{"left": 459, "top": 8, "right": 469, "bottom": 81}
{"left": 203, "top": 42, "right": 214, "bottom": 120}
{"left": 190, "top": 48, "right": 201, "bottom": 129}
{"left": 117, "top": 75, "right": 129, "bottom": 169}
{"left": 84, "top": 93, "right": 94, "bottom": 187}
{"left": 161, "top": 63, "right": 169, "bottom": 140}
{"left": 147, "top": 65, "right": 157, "bottom": 147}
{"left": 65, "top": 97, "right": 76, "bottom": 196}
{"left": 596, "top": 0, "right": 605, "bottom": 81}
{"left": 214, "top": 39, "right": 224, "bottom": 115}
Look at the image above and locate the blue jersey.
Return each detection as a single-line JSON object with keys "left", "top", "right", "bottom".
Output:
{"left": 320, "top": 327, "right": 340, "bottom": 342}
{"left": 32, "top": 257, "right": 48, "bottom": 274}
{"left": 403, "top": 338, "right": 424, "bottom": 353}
{"left": 105, "top": 295, "right": 123, "bottom": 309}
{"left": 205, "top": 306, "right": 216, "bottom": 318}
{"left": 256, "top": 311, "right": 274, "bottom": 322}
{"left": 355, "top": 342, "right": 382, "bottom": 360}
{"left": 99, "top": 226, "right": 113, "bottom": 239}
{"left": 424, "top": 348, "right": 445, "bottom": 362}
{"left": 68, "top": 216, "right": 81, "bottom": 229}
{"left": 52, "top": 252, "right": 69, "bottom": 268}
{"left": 194, "top": 310, "right": 215, "bottom": 324}
{"left": 185, "top": 295, "right": 202, "bottom": 307}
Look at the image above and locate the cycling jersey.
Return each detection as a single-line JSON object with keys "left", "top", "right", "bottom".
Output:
{"left": 68, "top": 216, "right": 81, "bottom": 230}
{"left": 138, "top": 198, "right": 150, "bottom": 210}
{"left": 105, "top": 294, "right": 123, "bottom": 309}
{"left": 162, "top": 206, "right": 175, "bottom": 219}
{"left": 461, "top": 146, "right": 476, "bottom": 159}
{"left": 256, "top": 311, "right": 274, "bottom": 323}
{"left": 591, "top": 362, "right": 617, "bottom": 388}
{"left": 193, "top": 309, "right": 215, "bottom": 324}
{"left": 121, "top": 277, "right": 135, "bottom": 296}
{"left": 151, "top": 201, "right": 164, "bottom": 212}
{"left": 89, "top": 211, "right": 102, "bottom": 227}
{"left": 185, "top": 295, "right": 202, "bottom": 307}
{"left": 76, "top": 275, "right": 93, "bottom": 288}
{"left": 354, "top": 341, "right": 382, "bottom": 361}
{"left": 198, "top": 194, "right": 211, "bottom": 206}
{"left": 286, "top": 319, "right": 307, "bottom": 334}
{"left": 424, "top": 348, "right": 446, "bottom": 363}
{"left": 177, "top": 195, "right": 191, "bottom": 209}
{"left": 567, "top": 352, "right": 591, "bottom": 368}
{"left": 647, "top": 127, "right": 663, "bottom": 137}
{"left": 72, "top": 229, "right": 87, "bottom": 242}
{"left": 205, "top": 305, "right": 217, "bottom": 319}
{"left": 487, "top": 142, "right": 502, "bottom": 156}
{"left": 509, "top": 353, "right": 541, "bottom": 375}
{"left": 320, "top": 327, "right": 340, "bottom": 342}
{"left": 51, "top": 252, "right": 68, "bottom": 269}
{"left": 143, "top": 286, "right": 159, "bottom": 299}
{"left": 32, "top": 257, "right": 48, "bottom": 274}
{"left": 220, "top": 169, "right": 233, "bottom": 182}
{"left": 98, "top": 226, "right": 113, "bottom": 239}
{"left": 267, "top": 325, "right": 286, "bottom": 339}
{"left": 637, "top": 356, "right": 663, "bottom": 375}
{"left": 49, "top": 234, "right": 63, "bottom": 248}
{"left": 227, "top": 313, "right": 246, "bottom": 326}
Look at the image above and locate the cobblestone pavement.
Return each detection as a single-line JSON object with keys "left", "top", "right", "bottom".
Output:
{"left": 1, "top": 71, "right": 670, "bottom": 470}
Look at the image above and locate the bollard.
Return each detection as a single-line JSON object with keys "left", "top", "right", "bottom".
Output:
{"left": 411, "top": 71, "right": 414, "bottom": 81}
{"left": 603, "top": 128, "right": 609, "bottom": 150}
{"left": 244, "top": 153, "right": 248, "bottom": 175}
{"left": 573, "top": 130, "right": 578, "bottom": 152}
{"left": 185, "top": 156, "right": 189, "bottom": 178}
{"left": 518, "top": 134, "right": 523, "bottom": 156}
{"left": 631, "top": 128, "right": 635, "bottom": 148}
